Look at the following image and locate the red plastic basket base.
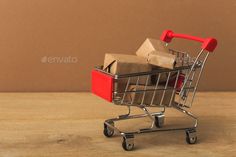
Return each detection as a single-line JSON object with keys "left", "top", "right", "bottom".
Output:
{"left": 91, "top": 70, "right": 113, "bottom": 102}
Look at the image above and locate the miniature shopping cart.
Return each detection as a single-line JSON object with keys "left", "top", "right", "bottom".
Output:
{"left": 91, "top": 30, "right": 217, "bottom": 151}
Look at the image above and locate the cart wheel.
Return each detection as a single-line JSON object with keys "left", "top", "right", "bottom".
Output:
{"left": 103, "top": 121, "right": 114, "bottom": 137}
{"left": 185, "top": 128, "right": 197, "bottom": 144}
{"left": 154, "top": 114, "right": 165, "bottom": 128}
{"left": 122, "top": 134, "right": 134, "bottom": 151}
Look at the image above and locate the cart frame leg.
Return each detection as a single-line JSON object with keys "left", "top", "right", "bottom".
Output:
{"left": 103, "top": 104, "right": 198, "bottom": 150}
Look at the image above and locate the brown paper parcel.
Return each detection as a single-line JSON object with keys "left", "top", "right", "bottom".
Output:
{"left": 125, "top": 85, "right": 175, "bottom": 106}
{"left": 114, "top": 72, "right": 177, "bottom": 93}
{"left": 150, "top": 66, "right": 178, "bottom": 85}
{"left": 148, "top": 51, "right": 176, "bottom": 69}
{"left": 103, "top": 53, "right": 152, "bottom": 85}
{"left": 136, "top": 38, "right": 168, "bottom": 58}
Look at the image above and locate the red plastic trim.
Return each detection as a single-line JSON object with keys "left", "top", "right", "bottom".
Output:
{"left": 91, "top": 70, "right": 113, "bottom": 102}
{"left": 160, "top": 30, "right": 217, "bottom": 52}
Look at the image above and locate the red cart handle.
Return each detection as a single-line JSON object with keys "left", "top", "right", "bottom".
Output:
{"left": 160, "top": 30, "right": 217, "bottom": 52}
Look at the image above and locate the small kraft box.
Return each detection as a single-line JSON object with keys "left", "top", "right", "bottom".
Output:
{"left": 125, "top": 85, "right": 175, "bottom": 106}
{"left": 136, "top": 38, "right": 176, "bottom": 69}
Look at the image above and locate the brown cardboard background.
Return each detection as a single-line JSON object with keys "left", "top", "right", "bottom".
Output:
{"left": 0, "top": 0, "right": 235, "bottom": 92}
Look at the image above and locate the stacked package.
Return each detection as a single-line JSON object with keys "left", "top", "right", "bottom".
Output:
{"left": 103, "top": 38, "right": 180, "bottom": 106}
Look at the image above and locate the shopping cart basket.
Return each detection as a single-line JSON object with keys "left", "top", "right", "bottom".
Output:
{"left": 91, "top": 30, "right": 217, "bottom": 151}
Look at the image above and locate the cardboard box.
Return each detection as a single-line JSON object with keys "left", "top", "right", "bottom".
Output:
{"left": 125, "top": 85, "right": 175, "bottom": 106}
{"left": 136, "top": 38, "right": 176, "bottom": 69}
{"left": 103, "top": 53, "right": 152, "bottom": 85}
{"left": 147, "top": 51, "right": 176, "bottom": 69}
{"left": 136, "top": 38, "right": 168, "bottom": 58}
{"left": 150, "top": 70, "right": 178, "bottom": 85}
{"left": 103, "top": 53, "right": 152, "bottom": 74}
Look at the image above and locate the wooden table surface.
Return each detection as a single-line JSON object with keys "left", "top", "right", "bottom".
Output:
{"left": 0, "top": 92, "right": 235, "bottom": 157}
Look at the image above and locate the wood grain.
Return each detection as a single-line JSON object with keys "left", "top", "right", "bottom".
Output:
{"left": 0, "top": 92, "right": 235, "bottom": 157}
